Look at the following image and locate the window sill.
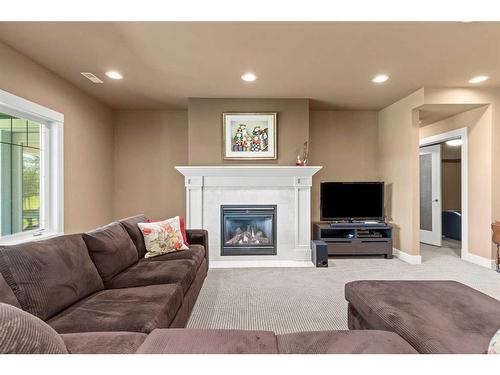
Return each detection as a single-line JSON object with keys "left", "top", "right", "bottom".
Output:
{"left": 0, "top": 231, "right": 64, "bottom": 246}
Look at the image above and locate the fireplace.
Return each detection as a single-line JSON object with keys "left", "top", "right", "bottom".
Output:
{"left": 176, "top": 166, "right": 322, "bottom": 265}
{"left": 221, "top": 205, "right": 277, "bottom": 256}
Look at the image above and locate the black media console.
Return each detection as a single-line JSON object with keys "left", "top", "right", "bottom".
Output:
{"left": 312, "top": 222, "right": 393, "bottom": 258}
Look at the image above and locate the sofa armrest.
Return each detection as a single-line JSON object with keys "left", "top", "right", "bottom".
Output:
{"left": 186, "top": 229, "right": 209, "bottom": 266}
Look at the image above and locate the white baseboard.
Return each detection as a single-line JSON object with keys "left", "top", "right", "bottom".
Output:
{"left": 209, "top": 260, "right": 314, "bottom": 269}
{"left": 392, "top": 248, "right": 422, "bottom": 265}
{"left": 463, "top": 252, "right": 496, "bottom": 270}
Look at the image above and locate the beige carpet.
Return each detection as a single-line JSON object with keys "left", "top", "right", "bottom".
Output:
{"left": 187, "top": 241, "right": 500, "bottom": 334}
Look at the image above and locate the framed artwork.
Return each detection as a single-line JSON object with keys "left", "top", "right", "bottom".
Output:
{"left": 223, "top": 112, "right": 277, "bottom": 160}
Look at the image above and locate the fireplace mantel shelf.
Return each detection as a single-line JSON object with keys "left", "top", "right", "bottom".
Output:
{"left": 175, "top": 165, "right": 322, "bottom": 177}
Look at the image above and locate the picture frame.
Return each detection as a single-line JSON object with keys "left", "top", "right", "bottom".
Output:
{"left": 223, "top": 112, "right": 277, "bottom": 160}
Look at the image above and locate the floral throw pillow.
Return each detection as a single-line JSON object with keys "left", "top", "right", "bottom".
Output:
{"left": 488, "top": 329, "right": 500, "bottom": 354}
{"left": 146, "top": 217, "right": 189, "bottom": 245}
{"left": 138, "top": 216, "right": 189, "bottom": 258}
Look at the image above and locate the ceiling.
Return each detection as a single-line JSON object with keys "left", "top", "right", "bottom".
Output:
{"left": 0, "top": 22, "right": 499, "bottom": 110}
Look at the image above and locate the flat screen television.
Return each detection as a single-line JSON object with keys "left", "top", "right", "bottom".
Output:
{"left": 320, "top": 182, "right": 384, "bottom": 221}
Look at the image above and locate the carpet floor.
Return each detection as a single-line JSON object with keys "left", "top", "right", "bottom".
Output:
{"left": 187, "top": 240, "right": 500, "bottom": 334}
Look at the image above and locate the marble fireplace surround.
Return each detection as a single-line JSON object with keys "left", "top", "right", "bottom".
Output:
{"left": 175, "top": 166, "right": 322, "bottom": 268}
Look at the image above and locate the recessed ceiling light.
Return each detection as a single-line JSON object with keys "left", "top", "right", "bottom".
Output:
{"left": 241, "top": 72, "right": 257, "bottom": 82}
{"left": 469, "top": 75, "right": 488, "bottom": 84}
{"left": 446, "top": 139, "right": 462, "bottom": 147}
{"left": 372, "top": 74, "right": 389, "bottom": 84}
{"left": 105, "top": 71, "right": 123, "bottom": 80}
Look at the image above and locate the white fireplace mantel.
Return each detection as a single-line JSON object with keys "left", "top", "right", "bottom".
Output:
{"left": 175, "top": 165, "right": 322, "bottom": 178}
{"left": 175, "top": 166, "right": 322, "bottom": 267}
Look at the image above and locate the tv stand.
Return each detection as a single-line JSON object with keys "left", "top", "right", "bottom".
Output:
{"left": 313, "top": 222, "right": 393, "bottom": 258}
{"left": 327, "top": 220, "right": 387, "bottom": 228}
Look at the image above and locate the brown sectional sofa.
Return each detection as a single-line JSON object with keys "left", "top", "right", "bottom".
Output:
{"left": 345, "top": 280, "right": 500, "bottom": 354}
{"left": 2, "top": 216, "right": 497, "bottom": 354}
{"left": 0, "top": 302, "right": 417, "bottom": 354}
{"left": 0, "top": 214, "right": 209, "bottom": 334}
{"left": 135, "top": 328, "right": 417, "bottom": 354}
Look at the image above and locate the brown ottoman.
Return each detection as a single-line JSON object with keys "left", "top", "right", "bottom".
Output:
{"left": 345, "top": 280, "right": 500, "bottom": 354}
{"left": 136, "top": 329, "right": 278, "bottom": 354}
{"left": 277, "top": 330, "right": 417, "bottom": 354}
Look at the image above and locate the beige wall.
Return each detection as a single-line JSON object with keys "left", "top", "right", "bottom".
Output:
{"left": 378, "top": 89, "right": 424, "bottom": 255}
{"left": 309, "top": 111, "right": 379, "bottom": 222}
{"left": 420, "top": 106, "right": 492, "bottom": 260}
{"left": 424, "top": 88, "right": 500, "bottom": 263}
{"left": 376, "top": 87, "right": 500, "bottom": 262}
{"left": 113, "top": 110, "right": 188, "bottom": 220}
{"left": 187, "top": 98, "right": 309, "bottom": 165}
{"left": 424, "top": 88, "right": 500, "bottom": 229}
{"left": 0, "top": 41, "right": 114, "bottom": 233}
{"left": 493, "top": 98, "right": 500, "bottom": 228}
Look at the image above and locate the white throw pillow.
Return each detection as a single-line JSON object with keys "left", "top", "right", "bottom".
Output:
{"left": 138, "top": 216, "right": 189, "bottom": 258}
{"left": 488, "top": 329, "right": 500, "bottom": 354}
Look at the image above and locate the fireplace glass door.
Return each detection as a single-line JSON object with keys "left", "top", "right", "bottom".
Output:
{"left": 221, "top": 205, "right": 277, "bottom": 256}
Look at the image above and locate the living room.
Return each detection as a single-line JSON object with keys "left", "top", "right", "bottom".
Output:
{"left": 1, "top": 1, "right": 499, "bottom": 372}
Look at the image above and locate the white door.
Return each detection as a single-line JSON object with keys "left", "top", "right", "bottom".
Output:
{"left": 419, "top": 144, "right": 442, "bottom": 246}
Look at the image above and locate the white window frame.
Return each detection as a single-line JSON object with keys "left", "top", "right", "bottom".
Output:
{"left": 0, "top": 89, "right": 64, "bottom": 245}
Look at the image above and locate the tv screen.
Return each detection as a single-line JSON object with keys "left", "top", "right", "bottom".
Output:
{"left": 320, "top": 182, "right": 384, "bottom": 221}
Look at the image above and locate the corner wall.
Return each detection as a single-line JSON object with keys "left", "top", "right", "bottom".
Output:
{"left": 378, "top": 89, "right": 424, "bottom": 256}
{"left": 420, "top": 106, "right": 491, "bottom": 260}
{"left": 423, "top": 87, "right": 500, "bottom": 261}
{"left": 382, "top": 87, "right": 499, "bottom": 264}
{"left": 0, "top": 41, "right": 114, "bottom": 233}
{"left": 113, "top": 103, "right": 379, "bottom": 224}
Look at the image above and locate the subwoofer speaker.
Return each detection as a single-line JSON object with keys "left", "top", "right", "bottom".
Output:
{"left": 311, "top": 240, "right": 328, "bottom": 267}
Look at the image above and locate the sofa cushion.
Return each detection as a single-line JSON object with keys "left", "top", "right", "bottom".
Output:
{"left": 47, "top": 284, "right": 183, "bottom": 334}
{"left": 169, "top": 259, "right": 208, "bottom": 328}
{"left": 277, "top": 330, "right": 417, "bottom": 354}
{"left": 119, "top": 214, "right": 148, "bottom": 258}
{"left": 105, "top": 258, "right": 197, "bottom": 294}
{"left": 0, "top": 303, "right": 67, "bottom": 354}
{"left": 141, "top": 244, "right": 205, "bottom": 269}
{"left": 83, "top": 222, "right": 139, "bottom": 282}
{"left": 136, "top": 329, "right": 279, "bottom": 354}
{"left": 345, "top": 280, "right": 500, "bottom": 354}
{"left": 62, "top": 332, "right": 147, "bottom": 354}
{"left": 0, "top": 273, "right": 20, "bottom": 308}
{"left": 0, "top": 235, "right": 104, "bottom": 320}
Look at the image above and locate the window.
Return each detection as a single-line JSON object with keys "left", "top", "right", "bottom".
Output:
{"left": 0, "top": 89, "right": 64, "bottom": 244}
{"left": 0, "top": 114, "right": 42, "bottom": 236}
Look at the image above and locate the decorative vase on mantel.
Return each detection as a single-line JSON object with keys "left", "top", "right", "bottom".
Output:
{"left": 296, "top": 141, "right": 309, "bottom": 166}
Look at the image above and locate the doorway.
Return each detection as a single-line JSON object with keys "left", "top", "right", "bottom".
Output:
{"left": 419, "top": 128, "right": 468, "bottom": 260}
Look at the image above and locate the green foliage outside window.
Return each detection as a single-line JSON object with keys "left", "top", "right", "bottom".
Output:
{"left": 0, "top": 113, "right": 41, "bottom": 236}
